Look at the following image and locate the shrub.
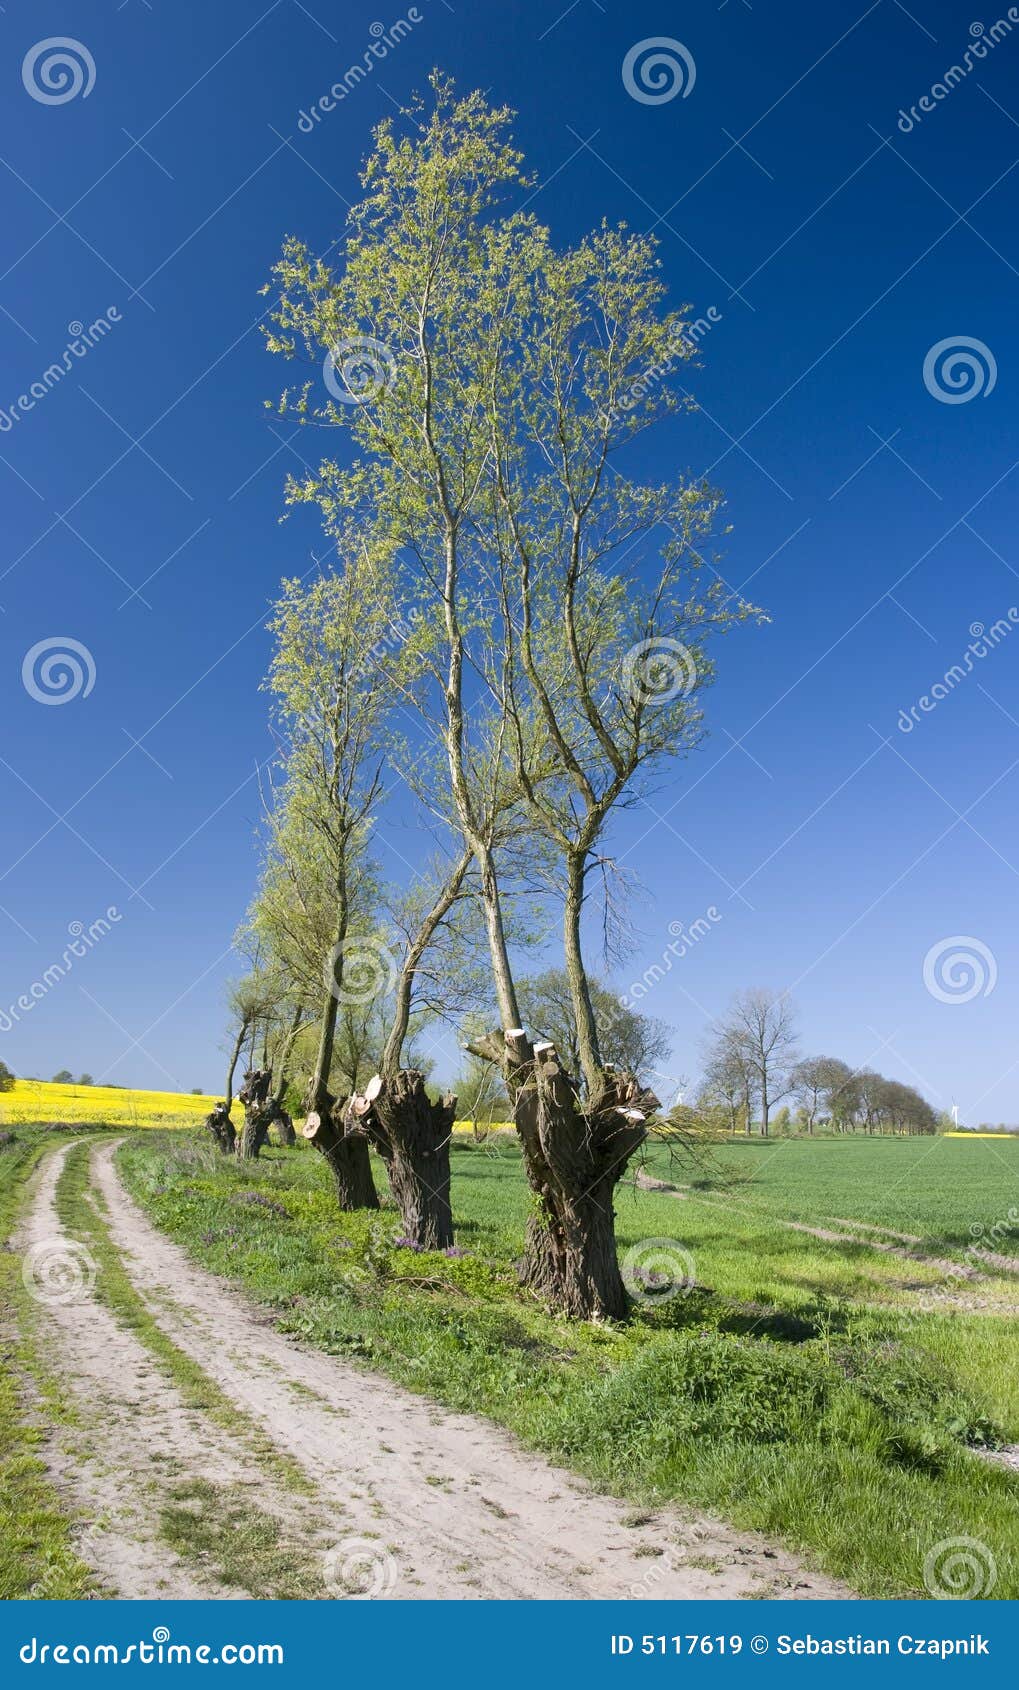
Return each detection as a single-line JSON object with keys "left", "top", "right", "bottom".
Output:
{"left": 0, "top": 1061, "right": 14, "bottom": 1094}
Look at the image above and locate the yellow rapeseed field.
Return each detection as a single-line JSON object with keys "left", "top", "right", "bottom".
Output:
{"left": 0, "top": 1078, "right": 218, "bottom": 1129}
{"left": 0, "top": 1080, "right": 513, "bottom": 1134}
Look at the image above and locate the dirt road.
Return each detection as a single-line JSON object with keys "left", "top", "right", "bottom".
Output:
{"left": 17, "top": 1139, "right": 852, "bottom": 1602}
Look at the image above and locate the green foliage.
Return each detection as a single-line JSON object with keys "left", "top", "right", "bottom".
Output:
{"left": 0, "top": 1061, "right": 14, "bottom": 1093}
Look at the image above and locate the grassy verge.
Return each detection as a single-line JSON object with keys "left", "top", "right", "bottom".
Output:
{"left": 0, "top": 1128, "right": 97, "bottom": 1599}
{"left": 119, "top": 1130, "right": 1019, "bottom": 1600}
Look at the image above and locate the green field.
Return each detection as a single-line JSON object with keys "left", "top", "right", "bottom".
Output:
{"left": 644, "top": 1134, "right": 1019, "bottom": 1255}
{"left": 112, "top": 1127, "right": 1019, "bottom": 1601}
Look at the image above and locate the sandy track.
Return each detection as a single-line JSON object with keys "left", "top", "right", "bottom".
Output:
{"left": 18, "top": 1139, "right": 852, "bottom": 1602}
{"left": 17, "top": 1143, "right": 297, "bottom": 1598}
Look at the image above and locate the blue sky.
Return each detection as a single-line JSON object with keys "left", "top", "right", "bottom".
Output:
{"left": 1, "top": 0, "right": 1017, "bottom": 1120}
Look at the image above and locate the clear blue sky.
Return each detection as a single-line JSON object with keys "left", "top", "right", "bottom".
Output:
{"left": 1, "top": 0, "right": 1016, "bottom": 1121}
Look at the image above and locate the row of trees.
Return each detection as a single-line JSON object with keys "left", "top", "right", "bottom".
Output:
{"left": 217, "top": 76, "right": 759, "bottom": 1319}
{"left": 699, "top": 989, "right": 937, "bottom": 1136}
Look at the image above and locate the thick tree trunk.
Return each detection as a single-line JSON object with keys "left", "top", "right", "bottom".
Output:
{"left": 205, "top": 1105, "right": 236, "bottom": 1155}
{"left": 357, "top": 1071, "right": 455, "bottom": 1250}
{"left": 238, "top": 1105, "right": 272, "bottom": 1160}
{"left": 274, "top": 1109, "right": 296, "bottom": 1147}
{"left": 480, "top": 1031, "right": 656, "bottom": 1320}
{"left": 303, "top": 1098, "right": 379, "bottom": 1210}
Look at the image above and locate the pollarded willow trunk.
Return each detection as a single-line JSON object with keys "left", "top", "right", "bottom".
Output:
{"left": 238, "top": 1106, "right": 273, "bottom": 1160}
{"left": 499, "top": 1031, "right": 657, "bottom": 1320}
{"left": 355, "top": 1071, "right": 456, "bottom": 1250}
{"left": 302, "top": 1096, "right": 380, "bottom": 1210}
{"left": 274, "top": 1109, "right": 296, "bottom": 1147}
{"left": 205, "top": 1104, "right": 236, "bottom": 1155}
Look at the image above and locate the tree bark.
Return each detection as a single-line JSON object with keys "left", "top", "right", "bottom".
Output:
{"left": 205, "top": 1104, "right": 236, "bottom": 1155}
{"left": 303, "top": 1099, "right": 379, "bottom": 1209}
{"left": 238, "top": 1105, "right": 272, "bottom": 1160}
{"left": 563, "top": 848, "right": 602, "bottom": 1097}
{"left": 358, "top": 1070, "right": 455, "bottom": 1250}
{"left": 224, "top": 1018, "right": 249, "bottom": 1112}
{"left": 497, "top": 1032, "right": 656, "bottom": 1319}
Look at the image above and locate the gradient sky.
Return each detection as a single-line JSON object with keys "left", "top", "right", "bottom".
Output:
{"left": 1, "top": 0, "right": 1017, "bottom": 1121}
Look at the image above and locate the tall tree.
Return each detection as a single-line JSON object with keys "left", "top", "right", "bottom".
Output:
{"left": 263, "top": 553, "right": 403, "bottom": 1206}
{"left": 264, "top": 79, "right": 758, "bottom": 1314}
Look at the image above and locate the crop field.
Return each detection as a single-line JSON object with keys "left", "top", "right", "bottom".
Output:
{"left": 642, "top": 1133, "right": 1019, "bottom": 1258}
{"left": 0, "top": 1079, "right": 219, "bottom": 1129}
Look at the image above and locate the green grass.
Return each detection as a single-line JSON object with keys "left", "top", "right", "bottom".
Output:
{"left": 119, "top": 1129, "right": 1019, "bottom": 1601}
{"left": 157, "top": 1478, "right": 322, "bottom": 1598}
{"left": 645, "top": 1132, "right": 1019, "bottom": 1255}
{"left": 0, "top": 1126, "right": 98, "bottom": 1599}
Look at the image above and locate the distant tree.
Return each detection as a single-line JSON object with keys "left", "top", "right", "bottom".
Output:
{"left": 0, "top": 1060, "right": 15, "bottom": 1093}
{"left": 790, "top": 1054, "right": 855, "bottom": 1133}
{"left": 51, "top": 1069, "right": 72, "bottom": 1084}
{"left": 699, "top": 1036, "right": 756, "bottom": 1134}
{"left": 517, "top": 969, "right": 672, "bottom": 1089}
{"left": 453, "top": 1047, "right": 512, "bottom": 1128}
{"left": 771, "top": 1104, "right": 792, "bottom": 1133}
{"left": 191, "top": 1087, "right": 203, "bottom": 1095}
{"left": 78, "top": 1073, "right": 94, "bottom": 1087}
{"left": 709, "top": 990, "right": 799, "bottom": 1135}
